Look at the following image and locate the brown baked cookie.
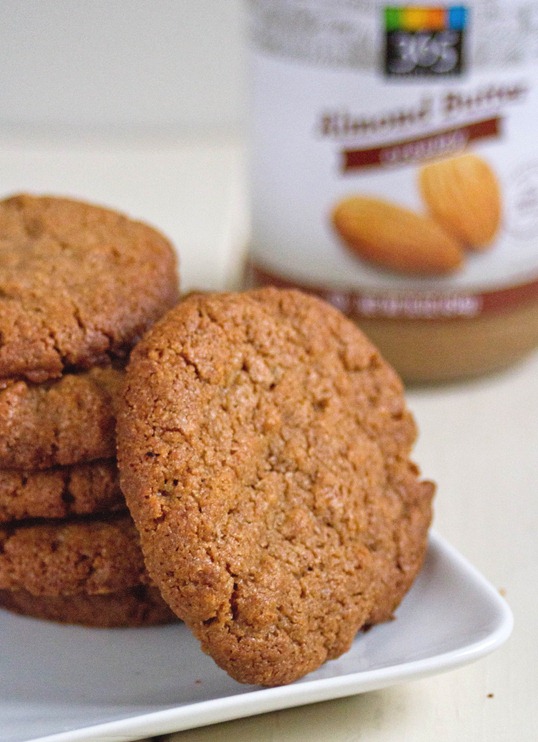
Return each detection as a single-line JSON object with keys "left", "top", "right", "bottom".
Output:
{"left": 0, "top": 365, "right": 123, "bottom": 470}
{"left": 117, "top": 288, "right": 434, "bottom": 686}
{"left": 0, "top": 585, "right": 176, "bottom": 627}
{"left": 0, "top": 513, "right": 149, "bottom": 596}
{"left": 0, "top": 194, "right": 180, "bottom": 383}
{"left": 0, "top": 459, "right": 124, "bottom": 522}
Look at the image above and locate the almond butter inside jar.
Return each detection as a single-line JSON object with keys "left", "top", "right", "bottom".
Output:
{"left": 245, "top": 0, "right": 538, "bottom": 383}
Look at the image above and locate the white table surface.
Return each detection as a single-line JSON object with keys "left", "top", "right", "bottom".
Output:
{"left": 1, "top": 135, "right": 536, "bottom": 742}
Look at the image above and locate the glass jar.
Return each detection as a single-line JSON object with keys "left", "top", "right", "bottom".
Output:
{"left": 245, "top": 0, "right": 538, "bottom": 382}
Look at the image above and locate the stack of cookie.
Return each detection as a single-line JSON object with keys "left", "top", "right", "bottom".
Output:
{"left": 0, "top": 195, "right": 435, "bottom": 685}
{"left": 0, "top": 194, "right": 180, "bottom": 627}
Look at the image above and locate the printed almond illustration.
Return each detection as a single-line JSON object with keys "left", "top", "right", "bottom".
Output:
{"left": 419, "top": 153, "right": 501, "bottom": 249}
{"left": 331, "top": 196, "right": 465, "bottom": 275}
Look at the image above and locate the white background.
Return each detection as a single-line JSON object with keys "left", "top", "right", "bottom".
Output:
{"left": 0, "top": 1, "right": 246, "bottom": 136}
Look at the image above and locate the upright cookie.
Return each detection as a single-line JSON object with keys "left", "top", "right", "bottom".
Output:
{"left": 0, "top": 366, "right": 123, "bottom": 470}
{"left": 117, "top": 288, "right": 434, "bottom": 686}
{"left": 0, "top": 194, "right": 179, "bottom": 383}
{"left": 0, "top": 459, "right": 123, "bottom": 522}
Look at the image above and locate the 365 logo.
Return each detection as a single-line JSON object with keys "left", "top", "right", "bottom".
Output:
{"left": 384, "top": 6, "right": 468, "bottom": 77}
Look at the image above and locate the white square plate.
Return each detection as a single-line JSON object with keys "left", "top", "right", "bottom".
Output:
{"left": 0, "top": 531, "right": 512, "bottom": 742}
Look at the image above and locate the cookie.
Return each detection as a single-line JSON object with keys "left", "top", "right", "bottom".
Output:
{"left": 0, "top": 194, "right": 180, "bottom": 383}
{"left": 0, "top": 365, "right": 123, "bottom": 470}
{"left": 0, "top": 586, "right": 176, "bottom": 627}
{"left": 0, "top": 459, "right": 124, "bottom": 522}
{"left": 0, "top": 514, "right": 148, "bottom": 596}
{"left": 117, "top": 288, "right": 434, "bottom": 686}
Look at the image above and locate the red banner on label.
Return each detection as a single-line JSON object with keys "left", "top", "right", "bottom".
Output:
{"left": 342, "top": 117, "right": 501, "bottom": 172}
{"left": 246, "top": 261, "right": 538, "bottom": 321}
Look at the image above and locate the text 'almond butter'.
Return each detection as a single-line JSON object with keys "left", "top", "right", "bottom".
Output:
{"left": 246, "top": 1, "right": 538, "bottom": 382}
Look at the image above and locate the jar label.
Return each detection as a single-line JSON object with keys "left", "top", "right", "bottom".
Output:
{"left": 248, "top": 0, "right": 538, "bottom": 318}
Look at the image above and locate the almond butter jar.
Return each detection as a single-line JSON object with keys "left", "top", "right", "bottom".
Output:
{"left": 245, "top": 0, "right": 538, "bottom": 382}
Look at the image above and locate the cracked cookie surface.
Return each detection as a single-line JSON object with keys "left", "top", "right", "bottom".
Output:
{"left": 0, "top": 194, "right": 179, "bottom": 383}
{"left": 0, "top": 458, "right": 124, "bottom": 522}
{"left": 0, "top": 513, "right": 149, "bottom": 596}
{"left": 117, "top": 288, "right": 434, "bottom": 686}
{"left": 0, "top": 365, "right": 123, "bottom": 470}
{"left": 0, "top": 585, "right": 176, "bottom": 627}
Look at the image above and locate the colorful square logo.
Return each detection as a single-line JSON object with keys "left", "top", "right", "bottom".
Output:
{"left": 384, "top": 6, "right": 468, "bottom": 77}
